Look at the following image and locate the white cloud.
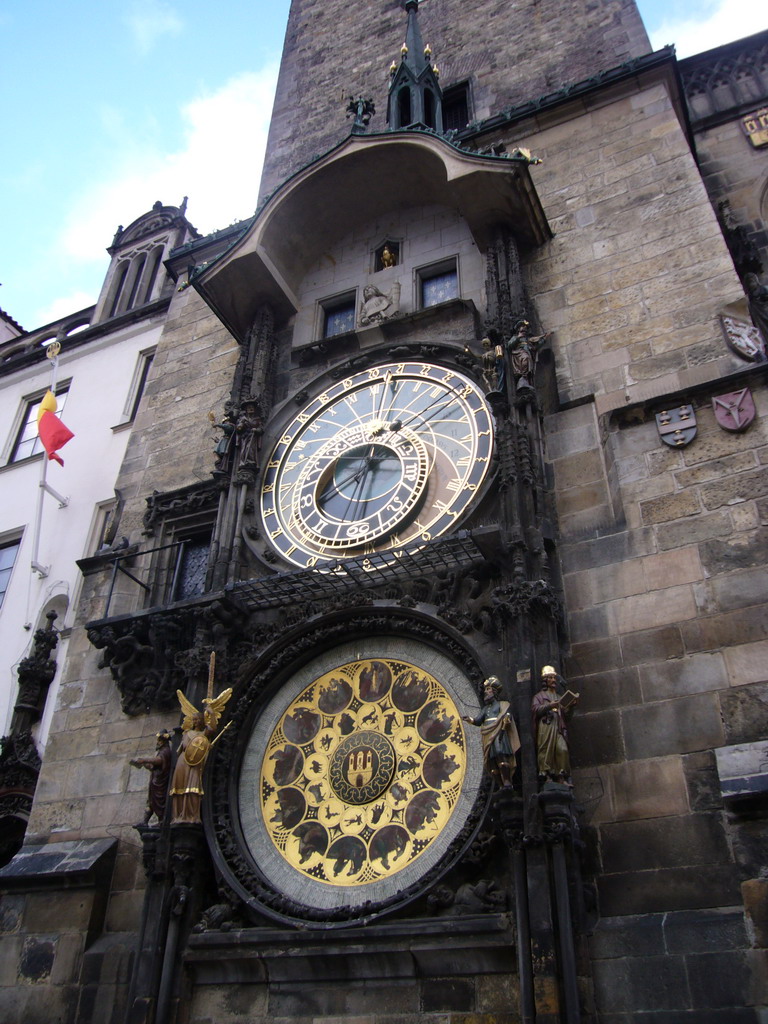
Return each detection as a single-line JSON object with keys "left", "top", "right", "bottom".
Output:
{"left": 124, "top": 0, "right": 183, "bottom": 56}
{"left": 28, "top": 67, "right": 278, "bottom": 328}
{"left": 33, "top": 291, "right": 98, "bottom": 328}
{"left": 57, "top": 67, "right": 278, "bottom": 263}
{"left": 648, "top": 0, "right": 762, "bottom": 57}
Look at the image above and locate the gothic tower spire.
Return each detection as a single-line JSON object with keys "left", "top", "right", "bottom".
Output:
{"left": 387, "top": 0, "right": 443, "bottom": 132}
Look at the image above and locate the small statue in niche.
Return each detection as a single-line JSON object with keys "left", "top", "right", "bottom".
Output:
{"left": 235, "top": 398, "right": 263, "bottom": 469}
{"left": 170, "top": 655, "right": 232, "bottom": 824}
{"left": 359, "top": 282, "right": 401, "bottom": 326}
{"left": 130, "top": 731, "right": 172, "bottom": 824}
{"left": 462, "top": 676, "right": 521, "bottom": 788}
{"left": 209, "top": 402, "right": 236, "bottom": 473}
{"left": 380, "top": 245, "right": 397, "bottom": 269}
{"left": 480, "top": 337, "right": 504, "bottom": 393}
{"left": 505, "top": 319, "right": 550, "bottom": 391}
{"left": 531, "top": 665, "right": 579, "bottom": 783}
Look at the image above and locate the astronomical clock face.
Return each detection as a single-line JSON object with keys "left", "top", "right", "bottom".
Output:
{"left": 235, "top": 637, "right": 485, "bottom": 919}
{"left": 259, "top": 361, "right": 494, "bottom": 567}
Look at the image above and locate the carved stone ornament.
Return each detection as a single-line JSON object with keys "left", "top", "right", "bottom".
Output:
{"left": 0, "top": 731, "right": 41, "bottom": 793}
{"left": 142, "top": 480, "right": 221, "bottom": 536}
{"left": 719, "top": 315, "right": 766, "bottom": 363}
{"left": 742, "top": 107, "right": 768, "bottom": 148}
{"left": 359, "top": 282, "right": 401, "bottom": 326}
{"left": 87, "top": 609, "right": 196, "bottom": 715}
{"left": 655, "top": 405, "right": 697, "bottom": 448}
{"left": 14, "top": 611, "right": 59, "bottom": 721}
{"left": 712, "top": 389, "right": 756, "bottom": 433}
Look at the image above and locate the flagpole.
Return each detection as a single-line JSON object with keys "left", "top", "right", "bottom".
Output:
{"left": 30, "top": 342, "right": 69, "bottom": 578}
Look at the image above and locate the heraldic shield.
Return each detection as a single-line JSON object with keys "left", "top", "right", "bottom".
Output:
{"left": 713, "top": 389, "right": 756, "bottom": 433}
{"left": 184, "top": 733, "right": 210, "bottom": 767}
{"left": 656, "top": 405, "right": 697, "bottom": 447}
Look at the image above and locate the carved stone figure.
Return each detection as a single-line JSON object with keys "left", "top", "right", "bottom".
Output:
{"left": 210, "top": 403, "right": 236, "bottom": 473}
{"left": 359, "top": 283, "right": 400, "bottom": 326}
{"left": 463, "top": 676, "right": 521, "bottom": 788}
{"left": 235, "top": 400, "right": 263, "bottom": 468}
{"left": 745, "top": 272, "right": 768, "bottom": 348}
{"left": 346, "top": 95, "right": 375, "bottom": 132}
{"left": 170, "top": 681, "right": 232, "bottom": 824}
{"left": 505, "top": 319, "right": 549, "bottom": 391}
{"left": 531, "top": 665, "right": 578, "bottom": 782}
{"left": 380, "top": 245, "right": 396, "bottom": 268}
{"left": 480, "top": 337, "right": 501, "bottom": 392}
{"left": 130, "top": 732, "right": 172, "bottom": 824}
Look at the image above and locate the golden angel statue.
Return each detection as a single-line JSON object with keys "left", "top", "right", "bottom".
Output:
{"left": 170, "top": 654, "right": 232, "bottom": 824}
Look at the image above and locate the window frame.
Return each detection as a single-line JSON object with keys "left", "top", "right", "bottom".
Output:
{"left": 0, "top": 534, "right": 22, "bottom": 611}
{"left": 116, "top": 347, "right": 156, "bottom": 427}
{"left": 318, "top": 290, "right": 357, "bottom": 340}
{"left": 416, "top": 257, "right": 460, "bottom": 310}
{"left": 442, "top": 81, "right": 472, "bottom": 132}
{"left": 6, "top": 382, "right": 71, "bottom": 466}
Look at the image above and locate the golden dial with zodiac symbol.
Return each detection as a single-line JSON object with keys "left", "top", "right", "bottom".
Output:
{"left": 259, "top": 361, "right": 494, "bottom": 567}
{"left": 260, "top": 658, "right": 467, "bottom": 885}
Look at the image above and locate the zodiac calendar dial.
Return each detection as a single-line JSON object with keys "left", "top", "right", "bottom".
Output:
{"left": 259, "top": 361, "right": 494, "bottom": 567}
{"left": 258, "top": 658, "right": 468, "bottom": 886}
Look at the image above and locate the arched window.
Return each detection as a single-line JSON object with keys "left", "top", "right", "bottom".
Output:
{"left": 398, "top": 88, "right": 412, "bottom": 127}
{"left": 125, "top": 254, "right": 147, "bottom": 310}
{"left": 142, "top": 245, "right": 165, "bottom": 304}
{"left": 424, "top": 89, "right": 435, "bottom": 129}
{"left": 108, "top": 261, "right": 130, "bottom": 318}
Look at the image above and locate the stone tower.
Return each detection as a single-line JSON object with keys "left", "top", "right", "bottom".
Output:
{"left": 0, "top": 2, "right": 766, "bottom": 1023}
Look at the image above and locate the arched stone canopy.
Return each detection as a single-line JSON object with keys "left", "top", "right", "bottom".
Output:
{"left": 193, "top": 131, "right": 551, "bottom": 340}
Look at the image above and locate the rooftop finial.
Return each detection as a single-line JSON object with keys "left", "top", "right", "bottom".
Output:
{"left": 387, "top": 0, "right": 444, "bottom": 133}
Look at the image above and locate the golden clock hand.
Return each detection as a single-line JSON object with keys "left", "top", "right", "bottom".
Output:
{"left": 373, "top": 371, "right": 393, "bottom": 422}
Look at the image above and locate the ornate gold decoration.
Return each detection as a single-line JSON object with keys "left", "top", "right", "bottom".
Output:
{"left": 260, "top": 657, "right": 467, "bottom": 885}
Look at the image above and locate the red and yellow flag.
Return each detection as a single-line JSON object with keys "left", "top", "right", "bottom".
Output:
{"left": 36, "top": 391, "right": 74, "bottom": 466}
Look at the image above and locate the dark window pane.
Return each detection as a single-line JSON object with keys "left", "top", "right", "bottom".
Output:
{"left": 443, "top": 85, "right": 469, "bottom": 131}
{"left": 0, "top": 540, "right": 20, "bottom": 609}
{"left": 129, "top": 353, "right": 154, "bottom": 421}
{"left": 175, "top": 537, "right": 210, "bottom": 600}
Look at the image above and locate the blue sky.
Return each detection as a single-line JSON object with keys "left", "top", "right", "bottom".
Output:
{"left": 0, "top": 0, "right": 763, "bottom": 331}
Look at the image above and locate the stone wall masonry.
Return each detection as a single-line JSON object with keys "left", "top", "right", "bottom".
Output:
{"left": 115, "top": 288, "right": 239, "bottom": 542}
{"left": 553, "top": 335, "right": 765, "bottom": 975}
{"left": 511, "top": 80, "right": 746, "bottom": 407}
{"left": 260, "top": 0, "right": 649, "bottom": 199}
{"left": 588, "top": 908, "right": 761, "bottom": 1021}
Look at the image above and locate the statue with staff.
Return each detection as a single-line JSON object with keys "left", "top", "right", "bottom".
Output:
{"left": 170, "top": 653, "right": 232, "bottom": 824}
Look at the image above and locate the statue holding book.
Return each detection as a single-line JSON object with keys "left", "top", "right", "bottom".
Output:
{"left": 531, "top": 665, "right": 578, "bottom": 782}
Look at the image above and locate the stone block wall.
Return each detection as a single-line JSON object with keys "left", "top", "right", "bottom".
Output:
{"left": 261, "top": 0, "right": 649, "bottom": 199}
{"left": 184, "top": 920, "right": 519, "bottom": 1024}
{"left": 113, "top": 287, "right": 239, "bottom": 543}
{"left": 512, "top": 77, "right": 745, "bottom": 406}
{"left": 549, "top": 376, "right": 767, "bottom": 1018}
